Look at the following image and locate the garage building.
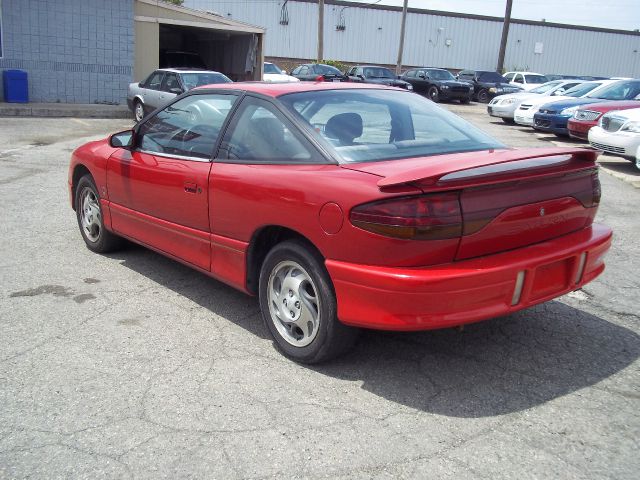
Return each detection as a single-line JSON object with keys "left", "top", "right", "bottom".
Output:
{"left": 0, "top": 0, "right": 265, "bottom": 104}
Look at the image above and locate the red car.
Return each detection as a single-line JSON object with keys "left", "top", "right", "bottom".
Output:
{"left": 69, "top": 82, "right": 611, "bottom": 363}
{"left": 568, "top": 100, "right": 640, "bottom": 140}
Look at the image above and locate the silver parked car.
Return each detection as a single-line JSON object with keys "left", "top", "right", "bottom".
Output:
{"left": 127, "top": 68, "right": 232, "bottom": 121}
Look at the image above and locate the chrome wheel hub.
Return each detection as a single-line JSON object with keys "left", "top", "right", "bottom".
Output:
{"left": 267, "top": 261, "right": 320, "bottom": 347}
{"left": 80, "top": 187, "right": 101, "bottom": 243}
{"left": 135, "top": 103, "right": 144, "bottom": 121}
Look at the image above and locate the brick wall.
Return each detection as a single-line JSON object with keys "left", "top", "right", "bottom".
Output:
{"left": 0, "top": 0, "right": 134, "bottom": 104}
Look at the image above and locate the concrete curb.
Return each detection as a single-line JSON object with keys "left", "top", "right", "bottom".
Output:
{"left": 0, "top": 102, "right": 131, "bottom": 119}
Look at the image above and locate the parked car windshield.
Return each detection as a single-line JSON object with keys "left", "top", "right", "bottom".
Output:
{"left": 181, "top": 73, "right": 232, "bottom": 90}
{"left": 586, "top": 80, "right": 640, "bottom": 100}
{"left": 316, "top": 64, "right": 342, "bottom": 75}
{"left": 525, "top": 74, "right": 549, "bottom": 84}
{"left": 279, "top": 89, "right": 504, "bottom": 163}
{"left": 264, "top": 63, "right": 283, "bottom": 74}
{"left": 364, "top": 67, "right": 395, "bottom": 79}
{"left": 478, "top": 72, "right": 508, "bottom": 83}
{"left": 561, "top": 81, "right": 602, "bottom": 97}
{"left": 529, "top": 80, "right": 564, "bottom": 94}
{"left": 427, "top": 69, "right": 456, "bottom": 81}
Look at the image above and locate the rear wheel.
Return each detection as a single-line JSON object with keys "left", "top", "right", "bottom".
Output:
{"left": 477, "top": 89, "right": 490, "bottom": 103}
{"left": 427, "top": 86, "right": 440, "bottom": 102}
{"left": 75, "top": 175, "right": 123, "bottom": 253}
{"left": 259, "top": 240, "right": 359, "bottom": 364}
{"left": 134, "top": 100, "right": 145, "bottom": 122}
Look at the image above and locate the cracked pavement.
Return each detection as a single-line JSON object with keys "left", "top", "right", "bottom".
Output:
{"left": 0, "top": 106, "right": 638, "bottom": 479}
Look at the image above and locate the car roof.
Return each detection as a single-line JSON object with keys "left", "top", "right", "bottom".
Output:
{"left": 158, "top": 68, "right": 224, "bottom": 74}
{"left": 194, "top": 81, "right": 399, "bottom": 97}
{"left": 356, "top": 65, "right": 393, "bottom": 69}
{"left": 505, "top": 71, "right": 546, "bottom": 75}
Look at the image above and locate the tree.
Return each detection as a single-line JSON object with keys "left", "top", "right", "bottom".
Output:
{"left": 164, "top": 0, "right": 184, "bottom": 6}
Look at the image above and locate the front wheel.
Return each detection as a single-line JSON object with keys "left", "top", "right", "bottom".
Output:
{"left": 259, "top": 240, "right": 359, "bottom": 364}
{"left": 476, "top": 89, "right": 489, "bottom": 103}
{"left": 75, "top": 175, "right": 123, "bottom": 253}
{"left": 502, "top": 117, "right": 516, "bottom": 124}
{"left": 427, "top": 86, "right": 440, "bottom": 102}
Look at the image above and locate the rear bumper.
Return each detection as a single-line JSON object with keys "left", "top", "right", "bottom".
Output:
{"left": 568, "top": 119, "right": 595, "bottom": 140}
{"left": 326, "top": 224, "right": 612, "bottom": 331}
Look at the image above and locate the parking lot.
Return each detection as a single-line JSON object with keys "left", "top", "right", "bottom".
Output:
{"left": 0, "top": 103, "right": 638, "bottom": 479}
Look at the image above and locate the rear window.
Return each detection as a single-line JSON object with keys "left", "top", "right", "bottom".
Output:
{"left": 279, "top": 89, "right": 503, "bottom": 163}
{"left": 316, "top": 64, "right": 342, "bottom": 75}
{"left": 180, "top": 72, "right": 232, "bottom": 90}
{"left": 427, "top": 69, "right": 455, "bottom": 81}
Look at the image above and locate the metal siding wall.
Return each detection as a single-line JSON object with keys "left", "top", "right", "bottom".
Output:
{"left": 184, "top": 1, "right": 640, "bottom": 77}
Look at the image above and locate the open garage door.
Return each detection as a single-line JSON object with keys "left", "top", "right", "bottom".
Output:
{"left": 134, "top": 0, "right": 264, "bottom": 82}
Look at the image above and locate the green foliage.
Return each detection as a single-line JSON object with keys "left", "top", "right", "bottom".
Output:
{"left": 163, "top": 0, "right": 184, "bottom": 6}
{"left": 321, "top": 59, "right": 347, "bottom": 73}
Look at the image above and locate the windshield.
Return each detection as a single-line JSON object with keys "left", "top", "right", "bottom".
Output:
{"left": 587, "top": 80, "right": 640, "bottom": 100}
{"left": 563, "top": 82, "right": 601, "bottom": 97}
{"left": 316, "top": 64, "right": 342, "bottom": 75}
{"left": 279, "top": 89, "right": 503, "bottom": 163}
{"left": 427, "top": 69, "right": 455, "bottom": 81}
{"left": 529, "top": 80, "right": 564, "bottom": 94}
{"left": 264, "top": 63, "right": 283, "bottom": 74}
{"left": 180, "top": 73, "right": 232, "bottom": 90}
{"left": 364, "top": 67, "right": 395, "bottom": 79}
{"left": 478, "top": 72, "right": 508, "bottom": 83}
{"left": 525, "top": 74, "right": 549, "bottom": 84}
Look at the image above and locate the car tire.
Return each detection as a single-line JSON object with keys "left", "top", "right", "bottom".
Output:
{"left": 477, "top": 89, "right": 490, "bottom": 103}
{"left": 75, "top": 175, "right": 123, "bottom": 253}
{"left": 501, "top": 118, "right": 516, "bottom": 124}
{"left": 427, "top": 86, "right": 440, "bottom": 102}
{"left": 460, "top": 97, "right": 471, "bottom": 104}
{"left": 134, "top": 99, "right": 145, "bottom": 122}
{"left": 259, "top": 240, "right": 359, "bottom": 364}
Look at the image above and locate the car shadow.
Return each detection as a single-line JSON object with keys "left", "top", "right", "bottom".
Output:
{"left": 108, "top": 244, "right": 640, "bottom": 418}
{"left": 598, "top": 159, "right": 639, "bottom": 176}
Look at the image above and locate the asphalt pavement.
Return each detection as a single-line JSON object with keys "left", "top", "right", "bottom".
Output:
{"left": 0, "top": 104, "right": 638, "bottom": 479}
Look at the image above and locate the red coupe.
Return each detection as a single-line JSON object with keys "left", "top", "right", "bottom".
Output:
{"left": 69, "top": 82, "right": 611, "bottom": 363}
{"left": 568, "top": 100, "right": 640, "bottom": 140}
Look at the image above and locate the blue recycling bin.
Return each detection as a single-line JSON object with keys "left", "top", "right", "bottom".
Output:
{"left": 3, "top": 70, "right": 29, "bottom": 103}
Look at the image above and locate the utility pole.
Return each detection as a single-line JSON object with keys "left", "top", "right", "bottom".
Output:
{"left": 317, "top": 0, "right": 324, "bottom": 62}
{"left": 396, "top": 0, "right": 408, "bottom": 75}
{"left": 496, "top": 0, "right": 513, "bottom": 73}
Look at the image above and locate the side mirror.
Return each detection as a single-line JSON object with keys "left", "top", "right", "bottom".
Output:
{"left": 169, "top": 87, "right": 184, "bottom": 95}
{"left": 109, "top": 130, "right": 134, "bottom": 149}
{"left": 357, "top": 74, "right": 365, "bottom": 80}
{"left": 418, "top": 73, "right": 425, "bottom": 79}
{"left": 138, "top": 82, "right": 143, "bottom": 88}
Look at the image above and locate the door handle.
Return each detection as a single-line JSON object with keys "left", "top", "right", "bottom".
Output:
{"left": 184, "top": 182, "right": 197, "bottom": 194}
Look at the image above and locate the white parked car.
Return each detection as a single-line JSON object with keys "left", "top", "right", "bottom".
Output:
{"left": 503, "top": 71, "right": 549, "bottom": 91}
{"left": 127, "top": 68, "right": 232, "bottom": 122}
{"left": 488, "top": 79, "right": 584, "bottom": 123}
{"left": 514, "top": 80, "right": 617, "bottom": 126}
{"left": 263, "top": 62, "right": 300, "bottom": 83}
{"left": 589, "top": 107, "right": 640, "bottom": 170}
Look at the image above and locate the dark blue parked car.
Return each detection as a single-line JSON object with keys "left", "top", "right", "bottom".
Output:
{"left": 533, "top": 79, "right": 640, "bottom": 136}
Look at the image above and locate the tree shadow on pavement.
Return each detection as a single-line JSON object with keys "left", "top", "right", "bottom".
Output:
{"left": 110, "top": 244, "right": 640, "bottom": 418}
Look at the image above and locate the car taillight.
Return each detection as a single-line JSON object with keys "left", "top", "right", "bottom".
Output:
{"left": 573, "top": 169, "right": 601, "bottom": 208}
{"left": 350, "top": 192, "right": 462, "bottom": 240}
{"left": 315, "top": 75, "right": 324, "bottom": 82}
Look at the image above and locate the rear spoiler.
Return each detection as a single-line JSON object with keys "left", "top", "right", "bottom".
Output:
{"left": 377, "top": 147, "right": 598, "bottom": 189}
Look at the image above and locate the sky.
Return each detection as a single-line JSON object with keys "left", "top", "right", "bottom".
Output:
{"left": 344, "top": 0, "right": 640, "bottom": 31}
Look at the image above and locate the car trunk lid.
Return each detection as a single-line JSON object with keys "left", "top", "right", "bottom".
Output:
{"left": 343, "top": 147, "right": 601, "bottom": 260}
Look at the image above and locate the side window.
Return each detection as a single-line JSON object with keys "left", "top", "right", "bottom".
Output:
{"left": 348, "top": 67, "right": 356, "bottom": 76}
{"left": 299, "top": 66, "right": 309, "bottom": 75}
{"left": 504, "top": 72, "right": 515, "bottom": 81}
{"left": 161, "top": 73, "right": 180, "bottom": 93}
{"left": 291, "top": 66, "right": 301, "bottom": 75}
{"left": 138, "top": 94, "right": 238, "bottom": 159}
{"left": 513, "top": 74, "right": 524, "bottom": 84}
{"left": 146, "top": 71, "right": 164, "bottom": 90}
{"left": 220, "top": 97, "right": 321, "bottom": 163}
{"left": 406, "top": 70, "right": 416, "bottom": 78}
